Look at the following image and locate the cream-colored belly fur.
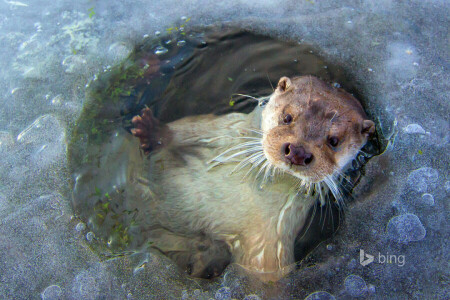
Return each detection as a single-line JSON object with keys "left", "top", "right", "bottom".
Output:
{"left": 128, "top": 108, "right": 316, "bottom": 280}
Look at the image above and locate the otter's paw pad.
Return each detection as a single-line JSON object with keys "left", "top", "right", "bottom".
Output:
{"left": 131, "top": 108, "right": 161, "bottom": 154}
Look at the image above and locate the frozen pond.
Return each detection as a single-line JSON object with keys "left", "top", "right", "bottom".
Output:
{"left": 0, "top": 0, "right": 448, "bottom": 299}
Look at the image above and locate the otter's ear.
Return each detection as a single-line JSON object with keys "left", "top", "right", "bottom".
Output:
{"left": 277, "top": 77, "right": 292, "bottom": 92}
{"left": 362, "top": 120, "right": 375, "bottom": 135}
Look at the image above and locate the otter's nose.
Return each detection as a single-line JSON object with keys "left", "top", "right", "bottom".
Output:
{"left": 282, "top": 143, "right": 314, "bottom": 166}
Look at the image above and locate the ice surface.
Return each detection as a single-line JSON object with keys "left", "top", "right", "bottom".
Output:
{"left": 387, "top": 213, "right": 426, "bottom": 244}
{"left": 41, "top": 285, "right": 62, "bottom": 300}
{"left": 407, "top": 167, "right": 439, "bottom": 193}
{"left": 344, "top": 274, "right": 367, "bottom": 297}
{"left": 0, "top": 0, "right": 448, "bottom": 299}
{"left": 403, "top": 123, "right": 426, "bottom": 135}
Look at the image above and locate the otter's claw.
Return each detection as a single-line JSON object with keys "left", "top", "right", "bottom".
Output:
{"left": 131, "top": 108, "right": 163, "bottom": 154}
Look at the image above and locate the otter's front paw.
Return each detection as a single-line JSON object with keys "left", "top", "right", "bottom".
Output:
{"left": 131, "top": 108, "right": 166, "bottom": 154}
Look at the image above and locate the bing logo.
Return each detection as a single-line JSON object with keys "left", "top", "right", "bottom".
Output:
{"left": 359, "top": 249, "right": 405, "bottom": 267}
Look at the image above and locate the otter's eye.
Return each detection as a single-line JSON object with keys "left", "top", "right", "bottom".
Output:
{"left": 283, "top": 114, "right": 293, "bottom": 124}
{"left": 328, "top": 136, "right": 339, "bottom": 147}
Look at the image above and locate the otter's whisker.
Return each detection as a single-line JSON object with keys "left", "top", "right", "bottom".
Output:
{"left": 317, "top": 182, "right": 325, "bottom": 206}
{"left": 295, "top": 178, "right": 308, "bottom": 195}
{"left": 210, "top": 143, "right": 262, "bottom": 163}
{"left": 323, "top": 175, "right": 342, "bottom": 207}
{"left": 329, "top": 195, "right": 334, "bottom": 231}
{"left": 224, "top": 148, "right": 263, "bottom": 161}
{"left": 334, "top": 169, "right": 353, "bottom": 186}
{"left": 298, "top": 197, "right": 318, "bottom": 241}
{"left": 232, "top": 93, "right": 271, "bottom": 107}
{"left": 332, "top": 172, "right": 349, "bottom": 207}
{"left": 232, "top": 93, "right": 263, "bottom": 102}
{"left": 242, "top": 128, "right": 264, "bottom": 136}
{"left": 242, "top": 155, "right": 267, "bottom": 179}
{"left": 210, "top": 142, "right": 262, "bottom": 161}
{"left": 255, "top": 160, "right": 270, "bottom": 182}
{"left": 262, "top": 163, "right": 274, "bottom": 185}
{"left": 232, "top": 136, "right": 262, "bottom": 141}
{"left": 320, "top": 193, "right": 330, "bottom": 231}
{"left": 232, "top": 151, "right": 265, "bottom": 174}
{"left": 270, "top": 165, "right": 280, "bottom": 179}
{"left": 266, "top": 73, "right": 275, "bottom": 91}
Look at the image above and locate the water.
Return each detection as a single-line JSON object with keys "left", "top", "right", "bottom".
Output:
{"left": 68, "top": 29, "right": 381, "bottom": 271}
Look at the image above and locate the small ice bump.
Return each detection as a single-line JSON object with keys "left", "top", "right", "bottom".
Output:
{"left": 108, "top": 42, "right": 132, "bottom": 62}
{"left": 215, "top": 287, "right": 231, "bottom": 300}
{"left": 75, "top": 222, "right": 86, "bottom": 232}
{"left": 387, "top": 213, "right": 426, "bottom": 243}
{"left": 86, "top": 231, "right": 94, "bottom": 242}
{"left": 34, "top": 22, "right": 42, "bottom": 32}
{"left": 304, "top": 291, "right": 336, "bottom": 300}
{"left": 72, "top": 271, "right": 99, "bottom": 299}
{"left": 347, "top": 258, "right": 357, "bottom": 269}
{"left": 403, "top": 124, "right": 426, "bottom": 134}
{"left": 243, "top": 295, "right": 261, "bottom": 300}
{"left": 421, "top": 193, "right": 435, "bottom": 206}
{"left": 154, "top": 46, "right": 168, "bottom": 55}
{"left": 41, "top": 284, "right": 62, "bottom": 300}
{"left": 62, "top": 55, "right": 87, "bottom": 74}
{"left": 344, "top": 275, "right": 367, "bottom": 297}
{"left": 407, "top": 167, "right": 439, "bottom": 193}
{"left": 50, "top": 95, "right": 63, "bottom": 106}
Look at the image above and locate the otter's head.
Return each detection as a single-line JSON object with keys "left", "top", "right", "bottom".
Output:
{"left": 261, "top": 76, "right": 375, "bottom": 184}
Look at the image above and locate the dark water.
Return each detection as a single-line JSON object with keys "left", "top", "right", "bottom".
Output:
{"left": 68, "top": 27, "right": 381, "bottom": 268}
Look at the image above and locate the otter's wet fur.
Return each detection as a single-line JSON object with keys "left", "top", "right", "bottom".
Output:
{"left": 130, "top": 75, "right": 375, "bottom": 281}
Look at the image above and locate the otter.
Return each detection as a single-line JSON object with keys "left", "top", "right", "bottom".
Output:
{"left": 129, "top": 75, "right": 375, "bottom": 281}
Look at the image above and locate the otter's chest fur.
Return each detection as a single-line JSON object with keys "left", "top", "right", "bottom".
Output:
{"left": 136, "top": 109, "right": 315, "bottom": 277}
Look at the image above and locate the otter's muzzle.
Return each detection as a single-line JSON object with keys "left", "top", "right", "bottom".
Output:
{"left": 282, "top": 143, "right": 314, "bottom": 166}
